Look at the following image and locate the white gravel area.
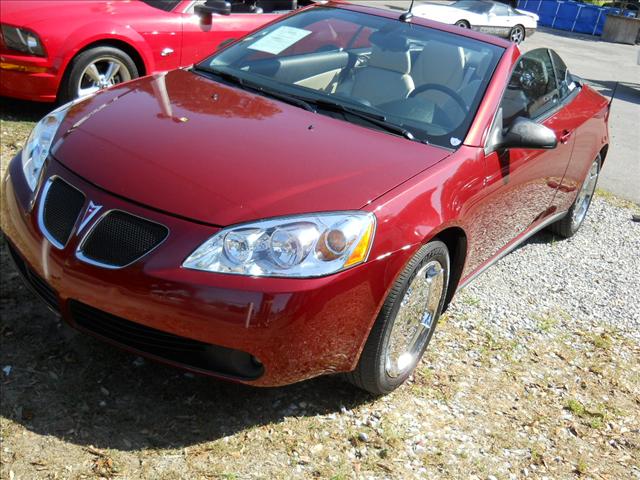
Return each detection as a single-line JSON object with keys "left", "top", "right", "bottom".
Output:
{"left": 449, "top": 197, "right": 640, "bottom": 343}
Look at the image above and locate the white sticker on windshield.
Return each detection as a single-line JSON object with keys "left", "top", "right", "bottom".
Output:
{"left": 248, "top": 26, "right": 312, "bottom": 55}
{"left": 450, "top": 137, "right": 461, "bottom": 147}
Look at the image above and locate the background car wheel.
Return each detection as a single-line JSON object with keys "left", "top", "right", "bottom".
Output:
{"left": 455, "top": 20, "right": 471, "bottom": 28}
{"left": 509, "top": 25, "right": 526, "bottom": 43}
{"left": 59, "top": 46, "right": 138, "bottom": 103}
{"left": 548, "top": 154, "right": 601, "bottom": 238}
{"left": 345, "top": 241, "right": 450, "bottom": 395}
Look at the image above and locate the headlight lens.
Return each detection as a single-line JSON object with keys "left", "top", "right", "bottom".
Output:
{"left": 1, "top": 24, "right": 45, "bottom": 56}
{"left": 21, "top": 102, "right": 75, "bottom": 191}
{"left": 183, "top": 212, "right": 376, "bottom": 277}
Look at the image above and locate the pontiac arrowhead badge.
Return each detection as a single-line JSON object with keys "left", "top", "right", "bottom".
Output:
{"left": 77, "top": 201, "right": 102, "bottom": 234}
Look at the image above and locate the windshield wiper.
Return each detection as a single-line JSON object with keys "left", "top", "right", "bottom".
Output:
{"left": 192, "top": 66, "right": 316, "bottom": 112}
{"left": 308, "top": 98, "right": 423, "bottom": 142}
{"left": 193, "top": 66, "right": 425, "bottom": 143}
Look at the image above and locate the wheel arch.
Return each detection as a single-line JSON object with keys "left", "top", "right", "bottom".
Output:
{"left": 56, "top": 32, "right": 152, "bottom": 101}
{"left": 431, "top": 226, "right": 468, "bottom": 310}
{"left": 599, "top": 144, "right": 609, "bottom": 166}
{"left": 73, "top": 39, "right": 148, "bottom": 77}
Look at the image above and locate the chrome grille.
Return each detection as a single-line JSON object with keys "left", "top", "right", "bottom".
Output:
{"left": 39, "top": 177, "right": 85, "bottom": 248}
{"left": 77, "top": 211, "right": 168, "bottom": 268}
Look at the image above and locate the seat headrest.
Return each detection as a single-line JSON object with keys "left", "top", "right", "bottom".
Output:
{"left": 413, "top": 40, "right": 465, "bottom": 87}
{"left": 367, "top": 44, "right": 411, "bottom": 74}
{"left": 366, "top": 31, "right": 411, "bottom": 74}
{"left": 369, "top": 31, "right": 410, "bottom": 52}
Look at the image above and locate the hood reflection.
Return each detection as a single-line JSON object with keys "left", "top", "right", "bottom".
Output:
{"left": 137, "top": 69, "right": 282, "bottom": 121}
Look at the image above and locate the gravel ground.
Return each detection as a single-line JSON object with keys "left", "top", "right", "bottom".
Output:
{"left": 454, "top": 198, "right": 640, "bottom": 342}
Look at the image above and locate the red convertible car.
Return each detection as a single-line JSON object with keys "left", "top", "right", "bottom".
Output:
{"left": 2, "top": 2, "right": 609, "bottom": 395}
{"left": 0, "top": 0, "right": 306, "bottom": 102}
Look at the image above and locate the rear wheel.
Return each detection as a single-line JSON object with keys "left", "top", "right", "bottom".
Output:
{"left": 345, "top": 241, "right": 450, "bottom": 395}
{"left": 548, "top": 154, "right": 601, "bottom": 238}
{"left": 455, "top": 20, "right": 471, "bottom": 28}
{"left": 59, "top": 46, "right": 138, "bottom": 103}
{"left": 509, "top": 24, "right": 526, "bottom": 44}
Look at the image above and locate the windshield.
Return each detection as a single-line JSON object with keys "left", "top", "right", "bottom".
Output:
{"left": 196, "top": 7, "right": 503, "bottom": 149}
{"left": 453, "top": 1, "right": 493, "bottom": 14}
{"left": 140, "top": 0, "right": 181, "bottom": 11}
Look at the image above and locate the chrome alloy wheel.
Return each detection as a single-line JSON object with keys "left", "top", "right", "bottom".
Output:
{"left": 572, "top": 159, "right": 599, "bottom": 228}
{"left": 385, "top": 260, "right": 445, "bottom": 378}
{"left": 510, "top": 25, "right": 525, "bottom": 44}
{"left": 77, "top": 57, "right": 131, "bottom": 98}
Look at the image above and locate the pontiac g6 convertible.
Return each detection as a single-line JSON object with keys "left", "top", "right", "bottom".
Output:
{"left": 2, "top": 2, "right": 609, "bottom": 394}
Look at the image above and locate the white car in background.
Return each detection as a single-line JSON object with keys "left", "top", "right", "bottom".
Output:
{"left": 413, "top": 0, "right": 538, "bottom": 44}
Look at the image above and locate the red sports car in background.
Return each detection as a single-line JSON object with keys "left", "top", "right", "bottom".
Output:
{"left": 0, "top": 0, "right": 307, "bottom": 103}
{"left": 2, "top": 2, "right": 609, "bottom": 395}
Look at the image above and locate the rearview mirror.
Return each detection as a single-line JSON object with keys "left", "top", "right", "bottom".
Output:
{"left": 497, "top": 117, "right": 558, "bottom": 150}
{"left": 195, "top": 0, "right": 231, "bottom": 21}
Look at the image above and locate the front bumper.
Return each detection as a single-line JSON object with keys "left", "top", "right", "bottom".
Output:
{"left": 0, "top": 52, "right": 60, "bottom": 102}
{"left": 1, "top": 154, "right": 411, "bottom": 386}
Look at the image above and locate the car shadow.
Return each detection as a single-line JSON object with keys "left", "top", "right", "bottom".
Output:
{"left": 0, "top": 96, "right": 54, "bottom": 122}
{"left": 0, "top": 241, "right": 373, "bottom": 452}
{"left": 581, "top": 79, "right": 640, "bottom": 107}
{"left": 533, "top": 26, "right": 607, "bottom": 44}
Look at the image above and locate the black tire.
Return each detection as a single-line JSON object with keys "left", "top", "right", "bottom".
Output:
{"left": 345, "top": 241, "right": 450, "bottom": 395}
{"left": 509, "top": 24, "right": 526, "bottom": 44}
{"left": 548, "top": 154, "right": 602, "bottom": 238}
{"left": 455, "top": 20, "right": 471, "bottom": 28}
{"left": 59, "top": 46, "right": 139, "bottom": 103}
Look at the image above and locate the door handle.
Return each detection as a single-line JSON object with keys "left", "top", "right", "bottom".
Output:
{"left": 559, "top": 129, "right": 573, "bottom": 144}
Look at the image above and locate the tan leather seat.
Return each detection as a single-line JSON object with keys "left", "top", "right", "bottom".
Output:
{"left": 338, "top": 35, "right": 414, "bottom": 106}
{"left": 411, "top": 41, "right": 466, "bottom": 108}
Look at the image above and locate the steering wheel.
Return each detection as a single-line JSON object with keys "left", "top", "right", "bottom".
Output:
{"left": 409, "top": 84, "right": 469, "bottom": 113}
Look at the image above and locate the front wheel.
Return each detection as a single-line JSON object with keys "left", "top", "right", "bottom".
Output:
{"left": 455, "top": 20, "right": 470, "bottom": 28}
{"left": 548, "top": 154, "right": 601, "bottom": 238}
{"left": 345, "top": 241, "right": 450, "bottom": 395}
{"left": 509, "top": 25, "right": 526, "bottom": 44}
{"left": 59, "top": 46, "right": 138, "bottom": 103}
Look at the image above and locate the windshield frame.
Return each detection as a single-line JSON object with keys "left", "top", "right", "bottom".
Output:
{"left": 195, "top": 6, "right": 505, "bottom": 150}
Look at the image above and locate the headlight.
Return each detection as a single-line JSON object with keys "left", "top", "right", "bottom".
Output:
{"left": 21, "top": 102, "right": 75, "bottom": 191}
{"left": 183, "top": 212, "right": 376, "bottom": 278}
{"left": 1, "top": 24, "right": 45, "bottom": 56}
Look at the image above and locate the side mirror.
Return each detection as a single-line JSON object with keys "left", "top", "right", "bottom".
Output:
{"left": 497, "top": 116, "right": 558, "bottom": 150}
{"left": 195, "top": 0, "right": 231, "bottom": 21}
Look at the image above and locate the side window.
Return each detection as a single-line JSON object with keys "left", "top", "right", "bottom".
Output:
{"left": 491, "top": 4, "right": 510, "bottom": 16}
{"left": 549, "top": 50, "right": 577, "bottom": 100}
{"left": 500, "top": 48, "right": 559, "bottom": 126}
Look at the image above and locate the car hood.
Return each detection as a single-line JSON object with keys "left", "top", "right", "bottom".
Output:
{"left": 2, "top": 0, "right": 157, "bottom": 29}
{"left": 53, "top": 69, "right": 451, "bottom": 226}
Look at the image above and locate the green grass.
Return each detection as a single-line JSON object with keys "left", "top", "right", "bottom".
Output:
{"left": 576, "top": 458, "right": 589, "bottom": 475}
{"left": 565, "top": 399, "right": 612, "bottom": 430}
{"left": 565, "top": 399, "right": 586, "bottom": 416}
{"left": 595, "top": 189, "right": 640, "bottom": 212}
